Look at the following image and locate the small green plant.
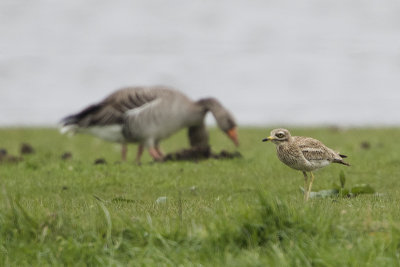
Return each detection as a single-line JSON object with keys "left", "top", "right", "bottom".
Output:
{"left": 306, "top": 170, "right": 376, "bottom": 198}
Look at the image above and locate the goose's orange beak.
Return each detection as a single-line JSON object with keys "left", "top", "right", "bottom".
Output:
{"left": 227, "top": 127, "right": 239, "bottom": 147}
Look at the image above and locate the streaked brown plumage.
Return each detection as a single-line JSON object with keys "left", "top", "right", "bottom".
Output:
{"left": 262, "top": 128, "right": 349, "bottom": 201}
{"left": 60, "top": 86, "right": 238, "bottom": 163}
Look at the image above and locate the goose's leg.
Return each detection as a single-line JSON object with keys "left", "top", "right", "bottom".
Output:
{"left": 135, "top": 144, "right": 144, "bottom": 165}
{"left": 121, "top": 143, "right": 127, "bottom": 161}
{"left": 302, "top": 171, "right": 308, "bottom": 200}
{"left": 306, "top": 172, "right": 315, "bottom": 201}
{"left": 148, "top": 147, "right": 163, "bottom": 161}
{"left": 155, "top": 141, "right": 164, "bottom": 158}
{"left": 146, "top": 139, "right": 163, "bottom": 162}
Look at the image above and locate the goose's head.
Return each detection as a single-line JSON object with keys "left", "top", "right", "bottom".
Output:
{"left": 198, "top": 97, "right": 239, "bottom": 146}
{"left": 216, "top": 111, "right": 239, "bottom": 147}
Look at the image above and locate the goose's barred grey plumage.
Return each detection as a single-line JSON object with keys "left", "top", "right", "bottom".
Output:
{"left": 262, "top": 128, "right": 349, "bottom": 201}
{"left": 60, "top": 86, "right": 238, "bottom": 163}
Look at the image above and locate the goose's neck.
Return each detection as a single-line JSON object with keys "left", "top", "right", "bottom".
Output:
{"left": 196, "top": 98, "right": 221, "bottom": 113}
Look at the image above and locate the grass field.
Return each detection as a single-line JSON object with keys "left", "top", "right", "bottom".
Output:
{"left": 1, "top": 127, "right": 400, "bottom": 266}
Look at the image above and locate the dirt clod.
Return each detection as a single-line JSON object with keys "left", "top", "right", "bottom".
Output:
{"left": 164, "top": 146, "right": 242, "bottom": 162}
{"left": 0, "top": 154, "right": 22, "bottom": 164}
{"left": 20, "top": 143, "right": 35, "bottom": 154}
{"left": 94, "top": 158, "right": 107, "bottom": 165}
{"left": 61, "top": 152, "right": 72, "bottom": 160}
{"left": 0, "top": 148, "right": 7, "bottom": 157}
{"left": 0, "top": 148, "right": 22, "bottom": 163}
{"left": 360, "top": 141, "right": 371, "bottom": 150}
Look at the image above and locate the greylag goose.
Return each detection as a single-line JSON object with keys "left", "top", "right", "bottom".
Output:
{"left": 60, "top": 86, "right": 238, "bottom": 163}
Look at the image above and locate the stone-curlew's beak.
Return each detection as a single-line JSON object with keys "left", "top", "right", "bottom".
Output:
{"left": 262, "top": 136, "right": 275, "bottom": 142}
{"left": 227, "top": 127, "right": 239, "bottom": 147}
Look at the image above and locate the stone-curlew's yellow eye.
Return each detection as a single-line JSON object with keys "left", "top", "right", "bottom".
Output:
{"left": 276, "top": 133, "right": 285, "bottom": 138}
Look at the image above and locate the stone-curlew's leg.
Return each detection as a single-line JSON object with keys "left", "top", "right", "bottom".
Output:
{"left": 121, "top": 143, "right": 127, "bottom": 161}
{"left": 306, "top": 172, "right": 315, "bottom": 201}
{"left": 302, "top": 171, "right": 308, "bottom": 200}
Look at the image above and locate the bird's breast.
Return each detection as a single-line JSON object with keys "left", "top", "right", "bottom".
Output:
{"left": 276, "top": 145, "right": 307, "bottom": 171}
{"left": 84, "top": 124, "right": 125, "bottom": 143}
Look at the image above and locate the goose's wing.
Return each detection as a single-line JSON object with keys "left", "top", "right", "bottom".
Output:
{"left": 61, "top": 87, "right": 159, "bottom": 127}
{"left": 88, "top": 88, "right": 160, "bottom": 126}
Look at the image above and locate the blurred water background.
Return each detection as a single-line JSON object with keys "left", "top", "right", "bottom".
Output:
{"left": 1, "top": 0, "right": 399, "bottom": 127}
